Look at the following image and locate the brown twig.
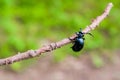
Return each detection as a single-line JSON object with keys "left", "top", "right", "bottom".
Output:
{"left": 0, "top": 3, "right": 113, "bottom": 66}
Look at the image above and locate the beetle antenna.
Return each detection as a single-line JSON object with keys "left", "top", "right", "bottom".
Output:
{"left": 86, "top": 33, "right": 94, "bottom": 37}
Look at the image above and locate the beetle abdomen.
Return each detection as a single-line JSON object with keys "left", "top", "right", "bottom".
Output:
{"left": 72, "top": 38, "right": 84, "bottom": 52}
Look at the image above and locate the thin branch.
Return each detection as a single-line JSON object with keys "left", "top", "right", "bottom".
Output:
{"left": 82, "top": 3, "right": 113, "bottom": 33}
{"left": 0, "top": 3, "right": 113, "bottom": 66}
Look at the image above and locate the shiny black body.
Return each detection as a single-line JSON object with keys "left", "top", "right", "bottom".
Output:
{"left": 72, "top": 31, "right": 84, "bottom": 52}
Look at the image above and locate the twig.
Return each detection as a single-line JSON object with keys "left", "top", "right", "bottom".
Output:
{"left": 0, "top": 3, "right": 113, "bottom": 66}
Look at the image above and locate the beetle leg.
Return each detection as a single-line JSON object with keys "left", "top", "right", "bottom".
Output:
{"left": 75, "top": 32, "right": 80, "bottom": 38}
{"left": 68, "top": 37, "right": 75, "bottom": 42}
{"left": 83, "top": 38, "right": 85, "bottom": 40}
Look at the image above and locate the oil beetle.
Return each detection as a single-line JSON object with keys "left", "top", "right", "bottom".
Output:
{"left": 71, "top": 29, "right": 93, "bottom": 52}
{"left": 71, "top": 30, "right": 85, "bottom": 52}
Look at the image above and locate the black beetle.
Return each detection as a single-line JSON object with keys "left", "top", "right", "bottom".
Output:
{"left": 71, "top": 30, "right": 85, "bottom": 52}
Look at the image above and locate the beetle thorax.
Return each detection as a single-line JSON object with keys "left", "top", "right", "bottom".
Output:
{"left": 77, "top": 32, "right": 84, "bottom": 38}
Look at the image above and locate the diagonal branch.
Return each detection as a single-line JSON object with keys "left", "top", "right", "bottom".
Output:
{"left": 0, "top": 3, "right": 113, "bottom": 66}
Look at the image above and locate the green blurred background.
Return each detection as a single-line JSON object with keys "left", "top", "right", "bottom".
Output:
{"left": 0, "top": 0, "right": 119, "bottom": 70}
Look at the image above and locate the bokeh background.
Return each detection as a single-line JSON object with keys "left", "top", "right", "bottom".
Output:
{"left": 0, "top": 0, "right": 120, "bottom": 80}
